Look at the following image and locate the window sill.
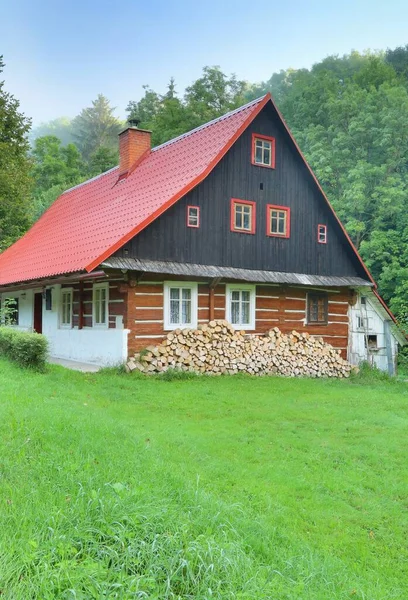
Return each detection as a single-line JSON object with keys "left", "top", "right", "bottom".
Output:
{"left": 164, "top": 323, "right": 197, "bottom": 331}
{"left": 231, "top": 228, "right": 255, "bottom": 235}
{"left": 251, "top": 161, "right": 275, "bottom": 169}
{"left": 231, "top": 323, "right": 255, "bottom": 331}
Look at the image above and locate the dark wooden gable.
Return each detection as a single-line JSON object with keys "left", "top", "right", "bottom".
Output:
{"left": 113, "top": 102, "right": 369, "bottom": 280}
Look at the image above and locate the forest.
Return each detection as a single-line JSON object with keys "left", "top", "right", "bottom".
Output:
{"left": 1, "top": 46, "right": 408, "bottom": 322}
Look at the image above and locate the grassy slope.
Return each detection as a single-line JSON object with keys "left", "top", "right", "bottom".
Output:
{"left": 0, "top": 359, "right": 407, "bottom": 599}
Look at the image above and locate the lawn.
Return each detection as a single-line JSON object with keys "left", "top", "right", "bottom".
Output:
{"left": 0, "top": 359, "right": 407, "bottom": 599}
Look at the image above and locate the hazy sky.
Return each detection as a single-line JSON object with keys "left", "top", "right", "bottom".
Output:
{"left": 2, "top": 0, "right": 408, "bottom": 126}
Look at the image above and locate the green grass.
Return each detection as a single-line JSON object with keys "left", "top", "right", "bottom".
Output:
{"left": 0, "top": 359, "right": 407, "bottom": 599}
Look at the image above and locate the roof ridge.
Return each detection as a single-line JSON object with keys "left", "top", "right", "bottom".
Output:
{"left": 151, "top": 95, "right": 268, "bottom": 152}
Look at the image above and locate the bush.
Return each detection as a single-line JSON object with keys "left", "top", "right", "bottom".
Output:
{"left": 0, "top": 327, "right": 48, "bottom": 370}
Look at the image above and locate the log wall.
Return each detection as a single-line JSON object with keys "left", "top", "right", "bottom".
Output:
{"left": 126, "top": 277, "right": 351, "bottom": 358}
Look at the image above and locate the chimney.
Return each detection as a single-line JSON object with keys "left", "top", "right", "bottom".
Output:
{"left": 118, "top": 119, "right": 151, "bottom": 178}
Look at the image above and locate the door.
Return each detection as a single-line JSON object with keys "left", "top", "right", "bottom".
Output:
{"left": 33, "top": 293, "right": 43, "bottom": 334}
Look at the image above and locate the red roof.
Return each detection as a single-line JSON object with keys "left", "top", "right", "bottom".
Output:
{"left": 0, "top": 95, "right": 270, "bottom": 286}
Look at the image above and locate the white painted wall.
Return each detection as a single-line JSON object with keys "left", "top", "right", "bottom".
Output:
{"left": 348, "top": 293, "right": 399, "bottom": 372}
{"left": 1, "top": 285, "right": 129, "bottom": 366}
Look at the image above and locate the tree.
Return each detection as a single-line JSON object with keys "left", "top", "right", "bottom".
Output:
{"left": 31, "top": 135, "right": 86, "bottom": 218}
{"left": 126, "top": 85, "right": 161, "bottom": 129}
{"left": 30, "top": 116, "right": 74, "bottom": 147}
{"left": 0, "top": 56, "right": 33, "bottom": 250}
{"left": 184, "top": 66, "right": 247, "bottom": 123}
{"left": 88, "top": 146, "right": 118, "bottom": 176}
{"left": 72, "top": 94, "right": 123, "bottom": 160}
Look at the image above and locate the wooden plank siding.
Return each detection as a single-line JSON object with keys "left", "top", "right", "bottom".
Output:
{"left": 113, "top": 104, "right": 368, "bottom": 281}
{"left": 126, "top": 279, "right": 351, "bottom": 358}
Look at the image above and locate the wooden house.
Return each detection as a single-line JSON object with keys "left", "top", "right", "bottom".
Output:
{"left": 0, "top": 94, "right": 404, "bottom": 371}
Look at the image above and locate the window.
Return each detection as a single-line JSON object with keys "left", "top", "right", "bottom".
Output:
{"left": 365, "top": 335, "right": 378, "bottom": 350}
{"left": 93, "top": 283, "right": 109, "bottom": 327}
{"left": 307, "top": 293, "right": 328, "bottom": 324}
{"left": 356, "top": 315, "right": 368, "bottom": 330}
{"left": 267, "top": 204, "right": 290, "bottom": 238}
{"left": 60, "top": 289, "right": 73, "bottom": 328}
{"left": 251, "top": 134, "right": 275, "bottom": 168}
{"left": 226, "top": 285, "right": 256, "bottom": 330}
{"left": 164, "top": 282, "right": 198, "bottom": 330}
{"left": 318, "top": 224, "right": 327, "bottom": 244}
{"left": 231, "top": 199, "right": 256, "bottom": 234}
{"left": 187, "top": 206, "right": 200, "bottom": 228}
{"left": 3, "top": 297, "right": 19, "bottom": 325}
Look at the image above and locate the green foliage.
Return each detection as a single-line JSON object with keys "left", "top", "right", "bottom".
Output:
{"left": 0, "top": 56, "right": 33, "bottom": 250}
{"left": 88, "top": 145, "right": 118, "bottom": 176}
{"left": 127, "top": 66, "right": 247, "bottom": 146}
{"left": 1, "top": 360, "right": 408, "bottom": 597}
{"left": 72, "top": 93, "right": 123, "bottom": 160}
{"left": 30, "top": 135, "right": 87, "bottom": 217}
{"left": 0, "top": 327, "right": 48, "bottom": 369}
{"left": 30, "top": 116, "right": 74, "bottom": 146}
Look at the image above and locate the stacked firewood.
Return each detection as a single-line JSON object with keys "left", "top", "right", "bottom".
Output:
{"left": 127, "top": 320, "right": 352, "bottom": 378}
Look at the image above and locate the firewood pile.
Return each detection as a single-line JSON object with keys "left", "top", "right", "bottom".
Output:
{"left": 127, "top": 320, "right": 352, "bottom": 378}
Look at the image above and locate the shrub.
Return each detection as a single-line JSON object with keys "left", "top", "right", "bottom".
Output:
{"left": 0, "top": 327, "right": 48, "bottom": 370}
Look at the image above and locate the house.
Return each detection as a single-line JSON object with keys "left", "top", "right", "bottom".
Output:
{"left": 0, "top": 94, "right": 404, "bottom": 372}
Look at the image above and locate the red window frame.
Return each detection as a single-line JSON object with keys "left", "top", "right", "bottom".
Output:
{"left": 318, "top": 224, "right": 327, "bottom": 244}
{"left": 266, "top": 204, "right": 290, "bottom": 238}
{"left": 187, "top": 205, "right": 200, "bottom": 228}
{"left": 230, "top": 198, "right": 256, "bottom": 234}
{"left": 251, "top": 133, "right": 276, "bottom": 169}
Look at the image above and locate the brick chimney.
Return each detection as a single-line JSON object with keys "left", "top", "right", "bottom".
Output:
{"left": 118, "top": 119, "right": 151, "bottom": 178}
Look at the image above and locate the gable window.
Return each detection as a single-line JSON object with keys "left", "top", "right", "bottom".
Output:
{"left": 187, "top": 206, "right": 200, "bottom": 228}
{"left": 164, "top": 282, "right": 198, "bottom": 330}
{"left": 267, "top": 204, "right": 290, "bottom": 238}
{"left": 226, "top": 284, "right": 256, "bottom": 330}
{"left": 3, "top": 297, "right": 19, "bottom": 325}
{"left": 231, "top": 199, "right": 256, "bottom": 234}
{"left": 318, "top": 224, "right": 327, "bottom": 244}
{"left": 93, "top": 283, "right": 109, "bottom": 328}
{"left": 60, "top": 289, "right": 73, "bottom": 328}
{"left": 307, "top": 293, "right": 328, "bottom": 325}
{"left": 252, "top": 134, "right": 275, "bottom": 169}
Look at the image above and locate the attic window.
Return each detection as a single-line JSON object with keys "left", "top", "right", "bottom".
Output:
{"left": 267, "top": 205, "right": 290, "bottom": 238}
{"left": 231, "top": 199, "right": 256, "bottom": 234}
{"left": 252, "top": 134, "right": 275, "bottom": 169}
{"left": 187, "top": 206, "right": 200, "bottom": 228}
{"left": 318, "top": 224, "right": 327, "bottom": 244}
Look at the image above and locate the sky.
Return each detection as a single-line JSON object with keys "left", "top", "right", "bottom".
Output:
{"left": 1, "top": 0, "right": 408, "bottom": 126}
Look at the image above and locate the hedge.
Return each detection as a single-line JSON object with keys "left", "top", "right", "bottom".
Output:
{"left": 0, "top": 327, "right": 48, "bottom": 370}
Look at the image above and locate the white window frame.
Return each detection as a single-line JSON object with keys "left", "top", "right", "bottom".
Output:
{"left": 318, "top": 224, "right": 327, "bottom": 244}
{"left": 92, "top": 283, "right": 109, "bottom": 328}
{"left": 164, "top": 282, "right": 198, "bottom": 330}
{"left": 226, "top": 284, "right": 256, "bottom": 330}
{"left": 187, "top": 206, "right": 200, "bottom": 228}
{"left": 60, "top": 288, "right": 73, "bottom": 329}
